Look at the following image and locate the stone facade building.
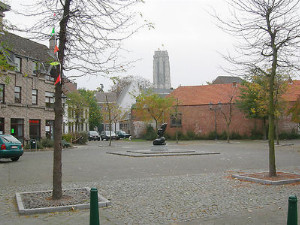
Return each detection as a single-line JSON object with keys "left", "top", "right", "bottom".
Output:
{"left": 0, "top": 32, "right": 57, "bottom": 143}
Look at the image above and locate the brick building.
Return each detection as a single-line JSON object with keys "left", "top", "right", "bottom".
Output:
{"left": 166, "top": 81, "right": 300, "bottom": 138}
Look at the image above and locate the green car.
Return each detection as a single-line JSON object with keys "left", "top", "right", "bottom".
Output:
{"left": 0, "top": 135, "right": 24, "bottom": 161}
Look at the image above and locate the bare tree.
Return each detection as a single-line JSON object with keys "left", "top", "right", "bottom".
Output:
{"left": 11, "top": 0, "right": 148, "bottom": 199}
{"left": 215, "top": 0, "right": 300, "bottom": 177}
{"left": 220, "top": 85, "right": 238, "bottom": 143}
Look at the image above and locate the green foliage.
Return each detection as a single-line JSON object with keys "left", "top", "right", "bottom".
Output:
{"left": 62, "top": 133, "right": 73, "bottom": 143}
{"left": 62, "top": 132, "right": 88, "bottom": 144}
{"left": 78, "top": 89, "right": 102, "bottom": 130}
{"left": 250, "top": 129, "right": 263, "bottom": 140}
{"left": 40, "top": 138, "right": 54, "bottom": 148}
{"left": 142, "top": 125, "right": 157, "bottom": 140}
{"left": 279, "top": 130, "right": 300, "bottom": 140}
{"left": 186, "top": 130, "right": 197, "bottom": 140}
{"left": 135, "top": 90, "right": 175, "bottom": 130}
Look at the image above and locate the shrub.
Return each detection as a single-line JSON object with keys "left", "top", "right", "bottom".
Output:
{"left": 142, "top": 125, "right": 157, "bottom": 140}
{"left": 186, "top": 130, "right": 197, "bottom": 140}
{"left": 207, "top": 131, "right": 217, "bottom": 140}
{"left": 230, "top": 131, "right": 243, "bottom": 140}
{"left": 40, "top": 138, "right": 54, "bottom": 148}
{"left": 250, "top": 129, "right": 263, "bottom": 140}
{"left": 62, "top": 133, "right": 73, "bottom": 143}
{"left": 279, "top": 130, "right": 300, "bottom": 140}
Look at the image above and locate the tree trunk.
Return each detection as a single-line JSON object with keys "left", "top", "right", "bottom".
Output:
{"left": 226, "top": 124, "right": 230, "bottom": 143}
{"left": 275, "top": 118, "right": 279, "bottom": 145}
{"left": 263, "top": 118, "right": 267, "bottom": 140}
{"left": 53, "top": 82, "right": 63, "bottom": 199}
{"left": 52, "top": 0, "right": 71, "bottom": 200}
{"left": 268, "top": 72, "right": 276, "bottom": 177}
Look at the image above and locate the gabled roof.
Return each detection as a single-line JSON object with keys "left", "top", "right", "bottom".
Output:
{"left": 95, "top": 92, "right": 117, "bottom": 103}
{"left": 169, "top": 83, "right": 240, "bottom": 106}
{"left": 0, "top": 32, "right": 53, "bottom": 62}
{"left": 212, "top": 76, "right": 243, "bottom": 84}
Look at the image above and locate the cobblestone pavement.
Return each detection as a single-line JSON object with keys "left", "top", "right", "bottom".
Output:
{"left": 0, "top": 140, "right": 300, "bottom": 224}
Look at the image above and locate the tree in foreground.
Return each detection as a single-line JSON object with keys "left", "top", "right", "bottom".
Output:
{"left": 215, "top": 0, "right": 300, "bottom": 177}
{"left": 135, "top": 91, "right": 175, "bottom": 131}
{"left": 236, "top": 74, "right": 288, "bottom": 141}
{"left": 12, "top": 0, "right": 147, "bottom": 199}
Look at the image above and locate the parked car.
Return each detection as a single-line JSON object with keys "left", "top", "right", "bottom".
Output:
{"left": 116, "top": 130, "right": 131, "bottom": 139}
{"left": 0, "top": 134, "right": 24, "bottom": 161}
{"left": 100, "top": 131, "right": 118, "bottom": 141}
{"left": 88, "top": 131, "right": 101, "bottom": 141}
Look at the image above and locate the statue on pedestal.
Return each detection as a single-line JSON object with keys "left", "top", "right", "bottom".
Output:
{"left": 153, "top": 123, "right": 167, "bottom": 145}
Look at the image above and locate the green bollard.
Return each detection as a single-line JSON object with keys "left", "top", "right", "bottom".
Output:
{"left": 90, "top": 188, "right": 100, "bottom": 225}
{"left": 287, "top": 195, "right": 298, "bottom": 225}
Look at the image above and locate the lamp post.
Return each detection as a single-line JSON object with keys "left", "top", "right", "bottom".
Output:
{"left": 209, "top": 102, "right": 222, "bottom": 140}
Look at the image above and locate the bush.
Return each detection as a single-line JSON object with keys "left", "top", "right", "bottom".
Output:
{"left": 250, "top": 129, "right": 263, "bottom": 140}
{"left": 186, "top": 130, "right": 197, "bottom": 140}
{"left": 230, "top": 131, "right": 243, "bottom": 140}
{"left": 62, "top": 133, "right": 73, "bottom": 143}
{"left": 40, "top": 138, "right": 54, "bottom": 148}
{"left": 142, "top": 125, "right": 157, "bottom": 140}
{"left": 279, "top": 130, "right": 300, "bottom": 140}
{"left": 207, "top": 131, "right": 217, "bottom": 140}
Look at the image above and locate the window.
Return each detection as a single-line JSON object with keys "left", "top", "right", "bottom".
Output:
{"left": 0, "top": 118, "right": 4, "bottom": 134}
{"left": 32, "top": 89, "right": 38, "bottom": 105}
{"left": 170, "top": 113, "right": 182, "bottom": 127}
{"left": 14, "top": 57, "right": 21, "bottom": 72}
{"left": 15, "top": 86, "right": 21, "bottom": 103}
{"left": 0, "top": 84, "right": 4, "bottom": 103}
{"left": 32, "top": 61, "right": 39, "bottom": 75}
{"left": 45, "top": 92, "right": 55, "bottom": 108}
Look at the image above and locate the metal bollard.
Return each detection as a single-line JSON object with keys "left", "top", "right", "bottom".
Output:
{"left": 287, "top": 195, "right": 298, "bottom": 225}
{"left": 90, "top": 188, "right": 100, "bottom": 225}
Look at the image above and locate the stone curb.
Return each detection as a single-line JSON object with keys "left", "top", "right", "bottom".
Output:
{"left": 232, "top": 174, "right": 300, "bottom": 185}
{"left": 16, "top": 187, "right": 111, "bottom": 215}
{"left": 107, "top": 151, "right": 220, "bottom": 157}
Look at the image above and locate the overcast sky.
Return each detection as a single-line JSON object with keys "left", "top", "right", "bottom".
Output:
{"left": 5, "top": 0, "right": 234, "bottom": 91}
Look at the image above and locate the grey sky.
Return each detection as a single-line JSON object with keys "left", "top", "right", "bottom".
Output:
{"left": 5, "top": 0, "right": 234, "bottom": 91}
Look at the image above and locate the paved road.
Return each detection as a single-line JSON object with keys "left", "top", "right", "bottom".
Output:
{"left": 0, "top": 139, "right": 299, "bottom": 224}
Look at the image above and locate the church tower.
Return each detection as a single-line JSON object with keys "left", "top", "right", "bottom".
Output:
{"left": 153, "top": 50, "right": 171, "bottom": 89}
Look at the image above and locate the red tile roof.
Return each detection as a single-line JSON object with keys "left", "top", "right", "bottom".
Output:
{"left": 168, "top": 83, "right": 240, "bottom": 106}
{"left": 169, "top": 81, "right": 300, "bottom": 106}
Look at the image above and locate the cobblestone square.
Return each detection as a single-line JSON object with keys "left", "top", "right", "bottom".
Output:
{"left": 0, "top": 140, "right": 299, "bottom": 224}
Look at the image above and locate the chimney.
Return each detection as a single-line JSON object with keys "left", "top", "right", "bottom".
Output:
{"left": 49, "top": 35, "right": 56, "bottom": 53}
{"left": 0, "top": 2, "right": 10, "bottom": 34}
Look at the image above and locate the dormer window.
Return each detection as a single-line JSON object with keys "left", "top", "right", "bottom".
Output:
{"left": 14, "top": 57, "right": 21, "bottom": 72}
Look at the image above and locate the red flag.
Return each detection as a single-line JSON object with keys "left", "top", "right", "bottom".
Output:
{"left": 54, "top": 74, "right": 61, "bottom": 85}
{"left": 54, "top": 45, "right": 59, "bottom": 53}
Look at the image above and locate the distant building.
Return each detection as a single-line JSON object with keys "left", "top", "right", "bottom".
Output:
{"left": 212, "top": 76, "right": 243, "bottom": 85}
{"left": 152, "top": 50, "right": 172, "bottom": 96}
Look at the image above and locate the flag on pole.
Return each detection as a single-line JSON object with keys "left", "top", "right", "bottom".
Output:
{"left": 54, "top": 45, "right": 59, "bottom": 53}
{"left": 51, "top": 28, "right": 55, "bottom": 36}
{"left": 54, "top": 74, "right": 61, "bottom": 85}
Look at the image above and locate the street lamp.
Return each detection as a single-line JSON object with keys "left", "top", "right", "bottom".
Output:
{"left": 209, "top": 102, "right": 222, "bottom": 140}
